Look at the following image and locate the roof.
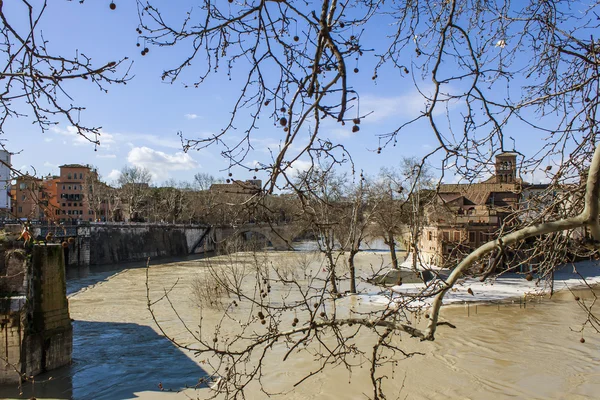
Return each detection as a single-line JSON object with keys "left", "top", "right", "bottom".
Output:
{"left": 438, "top": 183, "right": 519, "bottom": 206}
{"left": 59, "top": 164, "right": 90, "bottom": 169}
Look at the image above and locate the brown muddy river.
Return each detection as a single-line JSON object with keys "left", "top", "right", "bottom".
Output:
{"left": 1, "top": 250, "right": 599, "bottom": 400}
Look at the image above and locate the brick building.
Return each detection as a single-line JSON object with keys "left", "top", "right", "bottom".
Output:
{"left": 419, "top": 152, "right": 523, "bottom": 267}
{"left": 11, "top": 164, "right": 113, "bottom": 223}
{"left": 12, "top": 175, "right": 44, "bottom": 220}
{"left": 56, "top": 164, "right": 97, "bottom": 223}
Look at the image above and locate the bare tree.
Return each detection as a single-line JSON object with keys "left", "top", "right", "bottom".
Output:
{"left": 130, "top": 0, "right": 600, "bottom": 398}
{"left": 398, "top": 158, "right": 436, "bottom": 271}
{"left": 0, "top": 0, "right": 130, "bottom": 146}
{"left": 85, "top": 168, "right": 115, "bottom": 222}
{"left": 334, "top": 174, "right": 376, "bottom": 293}
{"left": 369, "top": 170, "right": 406, "bottom": 270}
{"left": 193, "top": 172, "right": 223, "bottom": 191}
{"left": 294, "top": 165, "right": 348, "bottom": 295}
{"left": 118, "top": 166, "right": 152, "bottom": 222}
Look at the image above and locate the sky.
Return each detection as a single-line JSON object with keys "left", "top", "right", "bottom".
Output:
{"left": 1, "top": 1, "right": 568, "bottom": 187}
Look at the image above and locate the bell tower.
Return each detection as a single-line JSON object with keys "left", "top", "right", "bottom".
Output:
{"left": 495, "top": 152, "right": 517, "bottom": 183}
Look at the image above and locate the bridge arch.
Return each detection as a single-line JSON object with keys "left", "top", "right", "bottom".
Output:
{"left": 214, "top": 223, "right": 303, "bottom": 251}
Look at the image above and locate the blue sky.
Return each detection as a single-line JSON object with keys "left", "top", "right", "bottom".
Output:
{"left": 2, "top": 1, "right": 564, "bottom": 186}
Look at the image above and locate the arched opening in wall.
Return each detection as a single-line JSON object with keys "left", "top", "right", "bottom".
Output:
{"left": 289, "top": 227, "right": 318, "bottom": 250}
{"left": 225, "top": 231, "right": 272, "bottom": 253}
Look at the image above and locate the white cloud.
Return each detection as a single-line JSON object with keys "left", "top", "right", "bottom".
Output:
{"left": 52, "top": 126, "right": 185, "bottom": 152}
{"left": 185, "top": 113, "right": 199, "bottom": 120}
{"left": 115, "top": 132, "right": 182, "bottom": 150}
{"left": 51, "top": 126, "right": 115, "bottom": 148}
{"left": 360, "top": 89, "right": 448, "bottom": 123}
{"left": 528, "top": 168, "right": 552, "bottom": 185}
{"left": 328, "top": 126, "right": 358, "bottom": 138}
{"left": 43, "top": 161, "right": 58, "bottom": 169}
{"left": 106, "top": 169, "right": 121, "bottom": 182}
{"left": 286, "top": 159, "right": 312, "bottom": 177}
{"left": 245, "top": 160, "right": 262, "bottom": 169}
{"left": 127, "top": 146, "right": 199, "bottom": 181}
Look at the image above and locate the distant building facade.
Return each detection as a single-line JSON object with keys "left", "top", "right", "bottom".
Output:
{"left": 0, "top": 150, "right": 11, "bottom": 218}
{"left": 209, "top": 179, "right": 263, "bottom": 195}
{"left": 57, "top": 164, "right": 98, "bottom": 223}
{"left": 10, "top": 164, "right": 112, "bottom": 223}
{"left": 420, "top": 152, "right": 523, "bottom": 267}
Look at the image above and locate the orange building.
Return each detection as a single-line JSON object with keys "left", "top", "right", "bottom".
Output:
{"left": 11, "top": 174, "right": 61, "bottom": 221}
{"left": 57, "top": 164, "right": 95, "bottom": 223}
{"left": 12, "top": 175, "right": 43, "bottom": 220}
{"left": 42, "top": 176, "right": 60, "bottom": 221}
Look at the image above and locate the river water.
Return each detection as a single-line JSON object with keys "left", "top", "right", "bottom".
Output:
{"left": 1, "top": 247, "right": 599, "bottom": 400}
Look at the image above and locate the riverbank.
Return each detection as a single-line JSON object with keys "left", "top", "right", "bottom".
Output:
{"left": 362, "top": 258, "right": 600, "bottom": 308}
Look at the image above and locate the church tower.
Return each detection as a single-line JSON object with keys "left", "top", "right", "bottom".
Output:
{"left": 495, "top": 152, "right": 517, "bottom": 183}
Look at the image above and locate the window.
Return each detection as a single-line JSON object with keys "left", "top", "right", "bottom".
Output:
{"left": 21, "top": 195, "right": 25, "bottom": 201}
{"left": 428, "top": 231, "right": 432, "bottom": 241}
{"left": 79, "top": 173, "right": 83, "bottom": 179}
{"left": 442, "top": 231, "right": 450, "bottom": 241}
{"left": 68, "top": 186, "right": 71, "bottom": 190}
{"left": 80, "top": 202, "right": 83, "bottom": 207}
{"left": 68, "top": 203, "right": 71, "bottom": 207}
{"left": 62, "top": 185, "right": 65, "bottom": 190}
{"left": 454, "top": 231, "right": 460, "bottom": 241}
{"left": 62, "top": 203, "right": 66, "bottom": 207}
{"left": 68, "top": 173, "right": 71, "bottom": 179}
{"left": 17, "top": 206, "right": 22, "bottom": 213}
{"left": 19, "top": 183, "right": 26, "bottom": 189}
{"left": 469, "top": 232, "right": 476, "bottom": 243}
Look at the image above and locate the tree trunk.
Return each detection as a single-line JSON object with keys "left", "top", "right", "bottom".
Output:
{"left": 386, "top": 232, "right": 399, "bottom": 269}
{"left": 348, "top": 251, "right": 357, "bottom": 294}
{"left": 327, "top": 252, "right": 338, "bottom": 294}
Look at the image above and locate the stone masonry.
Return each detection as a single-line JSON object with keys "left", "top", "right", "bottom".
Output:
{"left": 0, "top": 230, "right": 72, "bottom": 384}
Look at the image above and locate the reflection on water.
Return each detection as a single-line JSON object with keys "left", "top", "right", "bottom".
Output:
{"left": 66, "top": 253, "right": 212, "bottom": 296}
{"left": 0, "top": 248, "right": 599, "bottom": 400}
{"left": 0, "top": 321, "right": 208, "bottom": 400}
{"left": 291, "top": 237, "right": 405, "bottom": 253}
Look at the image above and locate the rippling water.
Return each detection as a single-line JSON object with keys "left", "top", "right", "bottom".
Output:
{"left": 1, "top": 248, "right": 599, "bottom": 400}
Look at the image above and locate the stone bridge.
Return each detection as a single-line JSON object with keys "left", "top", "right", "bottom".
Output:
{"left": 212, "top": 222, "right": 306, "bottom": 251}
{"left": 30, "top": 222, "right": 305, "bottom": 268}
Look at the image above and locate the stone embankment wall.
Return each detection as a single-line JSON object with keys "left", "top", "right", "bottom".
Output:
{"left": 34, "top": 224, "right": 213, "bottom": 268}
{"left": 88, "top": 224, "right": 190, "bottom": 265}
{"left": 0, "top": 233, "right": 72, "bottom": 384}
{"left": 84, "top": 224, "right": 211, "bottom": 266}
